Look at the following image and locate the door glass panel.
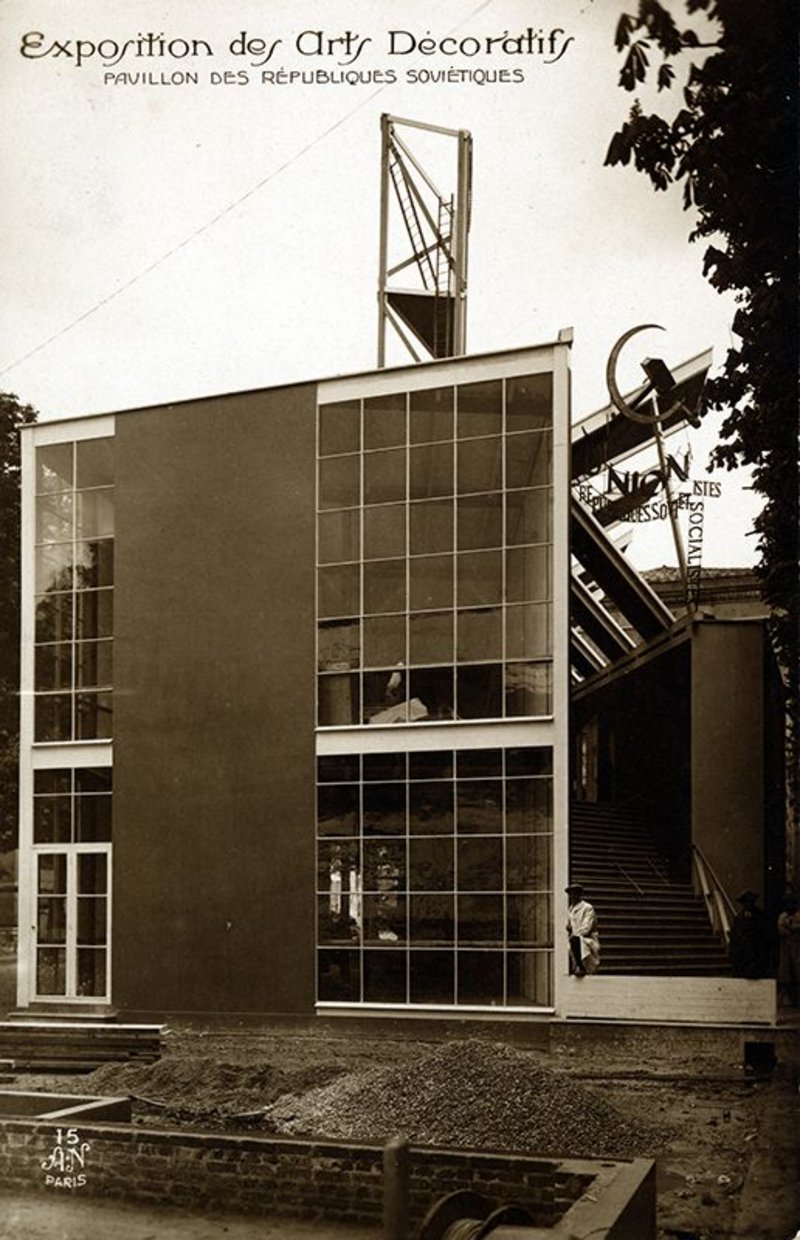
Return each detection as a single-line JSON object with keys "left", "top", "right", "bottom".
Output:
{"left": 38, "top": 854, "right": 67, "bottom": 894}
{"left": 77, "top": 948, "right": 106, "bottom": 997}
{"left": 77, "top": 897, "right": 108, "bottom": 944}
{"left": 37, "top": 947, "right": 67, "bottom": 996}
{"left": 37, "top": 897, "right": 66, "bottom": 943}
{"left": 78, "top": 852, "right": 107, "bottom": 895}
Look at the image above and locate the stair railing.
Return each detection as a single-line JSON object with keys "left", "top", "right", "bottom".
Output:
{"left": 692, "top": 845, "right": 736, "bottom": 944}
{"left": 614, "top": 862, "right": 644, "bottom": 895}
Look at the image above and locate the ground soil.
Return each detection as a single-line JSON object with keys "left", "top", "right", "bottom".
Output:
{"left": 10, "top": 1021, "right": 799, "bottom": 1239}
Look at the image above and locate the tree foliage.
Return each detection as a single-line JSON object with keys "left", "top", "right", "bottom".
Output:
{"left": 605, "top": 0, "right": 798, "bottom": 692}
{"left": 0, "top": 393, "right": 37, "bottom": 852}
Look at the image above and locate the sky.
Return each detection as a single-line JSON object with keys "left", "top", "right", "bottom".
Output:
{"left": 0, "top": 0, "right": 762, "bottom": 569}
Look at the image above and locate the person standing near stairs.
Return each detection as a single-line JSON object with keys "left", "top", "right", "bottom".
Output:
{"left": 566, "top": 884, "right": 600, "bottom": 977}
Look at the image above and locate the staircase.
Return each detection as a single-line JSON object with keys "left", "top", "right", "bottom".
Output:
{"left": 570, "top": 802, "right": 731, "bottom": 976}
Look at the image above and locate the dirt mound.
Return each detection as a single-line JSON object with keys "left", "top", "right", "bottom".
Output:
{"left": 87, "top": 1057, "right": 346, "bottom": 1124}
{"left": 265, "top": 1039, "right": 668, "bottom": 1158}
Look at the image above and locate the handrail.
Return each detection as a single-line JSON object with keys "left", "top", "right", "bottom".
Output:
{"left": 692, "top": 845, "right": 736, "bottom": 943}
{"left": 615, "top": 862, "right": 644, "bottom": 895}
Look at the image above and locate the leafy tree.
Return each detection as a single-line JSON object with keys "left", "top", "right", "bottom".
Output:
{"left": 0, "top": 393, "right": 37, "bottom": 853}
{"left": 605, "top": 0, "right": 798, "bottom": 698}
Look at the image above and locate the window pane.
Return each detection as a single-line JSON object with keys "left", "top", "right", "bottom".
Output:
{"left": 318, "top": 784, "right": 359, "bottom": 835}
{"left": 506, "top": 432, "right": 552, "bottom": 490}
{"left": 364, "top": 895, "right": 406, "bottom": 945}
{"left": 505, "top": 604, "right": 551, "bottom": 659}
{"left": 74, "top": 540, "right": 114, "bottom": 590}
{"left": 409, "top": 781, "right": 454, "bottom": 834}
{"left": 457, "top": 380, "right": 502, "bottom": 437}
{"left": 505, "top": 778, "right": 553, "bottom": 832}
{"left": 76, "top": 438, "right": 114, "bottom": 487}
{"left": 506, "top": 373, "right": 552, "bottom": 431}
{"left": 365, "top": 449, "right": 405, "bottom": 504}
{"left": 318, "top": 673, "right": 360, "bottom": 726}
{"left": 319, "top": 401, "right": 360, "bottom": 456}
{"left": 409, "top": 951, "right": 454, "bottom": 1003}
{"left": 505, "top": 546, "right": 550, "bottom": 603}
{"left": 317, "top": 839, "right": 359, "bottom": 892}
{"left": 457, "top": 438, "right": 502, "bottom": 494}
{"left": 505, "top": 662, "right": 552, "bottom": 717}
{"left": 410, "top": 612, "right": 453, "bottom": 665}
{"left": 458, "top": 894, "right": 503, "bottom": 943}
{"left": 318, "top": 564, "right": 359, "bottom": 619}
{"left": 457, "top": 551, "right": 502, "bottom": 606}
{"left": 363, "top": 787, "right": 407, "bottom": 836}
{"left": 409, "top": 837, "right": 454, "bottom": 890}
{"left": 456, "top": 749, "right": 502, "bottom": 778}
{"left": 34, "top": 769, "right": 71, "bottom": 795}
{"left": 36, "top": 593, "right": 73, "bottom": 643}
{"left": 75, "top": 640, "right": 113, "bottom": 689}
{"left": 36, "top": 545, "right": 73, "bottom": 594}
{"left": 318, "top": 894, "right": 358, "bottom": 945}
{"left": 36, "top": 492, "right": 73, "bottom": 544}
{"left": 78, "top": 896, "right": 108, "bottom": 944}
{"left": 318, "top": 619, "right": 360, "bottom": 671}
{"left": 410, "top": 499, "right": 453, "bottom": 554}
{"left": 410, "top": 386, "right": 454, "bottom": 444}
{"left": 456, "top": 608, "right": 502, "bottom": 662}
{"left": 37, "top": 444, "right": 73, "bottom": 494}
{"left": 78, "top": 852, "right": 107, "bottom": 894}
{"left": 507, "top": 894, "right": 552, "bottom": 946}
{"left": 319, "top": 455, "right": 360, "bottom": 510}
{"left": 409, "top": 751, "right": 453, "bottom": 779}
{"left": 456, "top": 664, "right": 502, "bottom": 720}
{"left": 363, "top": 752, "right": 406, "bottom": 782}
{"left": 317, "top": 754, "right": 360, "bottom": 783}
{"left": 409, "top": 443, "right": 453, "bottom": 499}
{"left": 38, "top": 897, "right": 67, "bottom": 943}
{"left": 364, "top": 950, "right": 406, "bottom": 1002}
{"left": 38, "top": 854, "right": 67, "bottom": 894}
{"left": 364, "top": 671, "right": 413, "bottom": 725}
{"left": 364, "top": 504, "right": 406, "bottom": 560}
{"left": 507, "top": 951, "right": 552, "bottom": 1006}
{"left": 457, "top": 950, "right": 503, "bottom": 1004}
{"left": 506, "top": 835, "right": 552, "bottom": 890}
{"left": 318, "top": 949, "right": 360, "bottom": 1002}
{"left": 77, "top": 947, "right": 106, "bottom": 998}
{"left": 456, "top": 781, "right": 503, "bottom": 833}
{"left": 35, "top": 643, "right": 72, "bottom": 692}
{"left": 35, "top": 694, "right": 72, "bottom": 742}
{"left": 37, "top": 947, "right": 66, "bottom": 995}
{"left": 363, "top": 615, "right": 406, "bottom": 669}
{"left": 364, "top": 559, "right": 406, "bottom": 614}
{"left": 408, "top": 667, "right": 455, "bottom": 722}
{"left": 409, "top": 555, "right": 453, "bottom": 612}
{"left": 76, "top": 488, "right": 114, "bottom": 539}
{"left": 364, "top": 839, "right": 406, "bottom": 891}
{"left": 75, "top": 795, "right": 113, "bottom": 843}
{"left": 76, "top": 589, "right": 113, "bottom": 640}
{"left": 506, "top": 489, "right": 551, "bottom": 545}
{"left": 319, "top": 509, "right": 359, "bottom": 564}
{"left": 33, "top": 796, "right": 72, "bottom": 844}
{"left": 457, "top": 839, "right": 503, "bottom": 892}
{"left": 364, "top": 392, "right": 406, "bottom": 449}
{"left": 75, "top": 768, "right": 112, "bottom": 794}
{"left": 506, "top": 748, "right": 553, "bottom": 777}
{"left": 457, "top": 493, "right": 503, "bottom": 550}
{"left": 410, "top": 895, "right": 454, "bottom": 945}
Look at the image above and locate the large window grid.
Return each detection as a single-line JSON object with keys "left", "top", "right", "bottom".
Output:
{"left": 33, "top": 439, "right": 114, "bottom": 742}
{"left": 316, "top": 747, "right": 554, "bottom": 1008}
{"left": 317, "top": 377, "right": 554, "bottom": 727}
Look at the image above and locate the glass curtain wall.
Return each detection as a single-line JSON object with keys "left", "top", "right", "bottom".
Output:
{"left": 315, "top": 373, "right": 555, "bottom": 1008}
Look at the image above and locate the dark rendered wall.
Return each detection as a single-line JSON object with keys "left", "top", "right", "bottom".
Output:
{"left": 112, "top": 385, "right": 317, "bottom": 1015}
{"left": 691, "top": 621, "right": 765, "bottom": 903}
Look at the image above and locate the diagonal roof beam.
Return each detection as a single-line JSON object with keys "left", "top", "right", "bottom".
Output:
{"left": 571, "top": 575, "right": 636, "bottom": 661}
{"left": 571, "top": 498, "right": 675, "bottom": 641}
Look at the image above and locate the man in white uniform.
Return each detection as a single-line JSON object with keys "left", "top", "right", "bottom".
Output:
{"left": 566, "top": 883, "right": 600, "bottom": 977}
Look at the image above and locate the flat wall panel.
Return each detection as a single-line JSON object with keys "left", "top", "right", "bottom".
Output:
{"left": 113, "top": 386, "right": 316, "bottom": 1014}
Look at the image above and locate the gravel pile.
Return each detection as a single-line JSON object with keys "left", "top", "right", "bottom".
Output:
{"left": 87, "top": 1057, "right": 346, "bottom": 1125}
{"left": 265, "top": 1039, "right": 667, "bottom": 1158}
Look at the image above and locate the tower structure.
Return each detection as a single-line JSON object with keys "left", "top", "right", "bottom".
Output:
{"left": 378, "top": 114, "right": 472, "bottom": 367}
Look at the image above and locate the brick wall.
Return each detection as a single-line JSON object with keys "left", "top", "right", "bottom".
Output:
{"left": 0, "top": 1118, "right": 591, "bottom": 1228}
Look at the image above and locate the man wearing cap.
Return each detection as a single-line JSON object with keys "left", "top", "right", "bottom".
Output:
{"left": 566, "top": 884, "right": 600, "bottom": 977}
